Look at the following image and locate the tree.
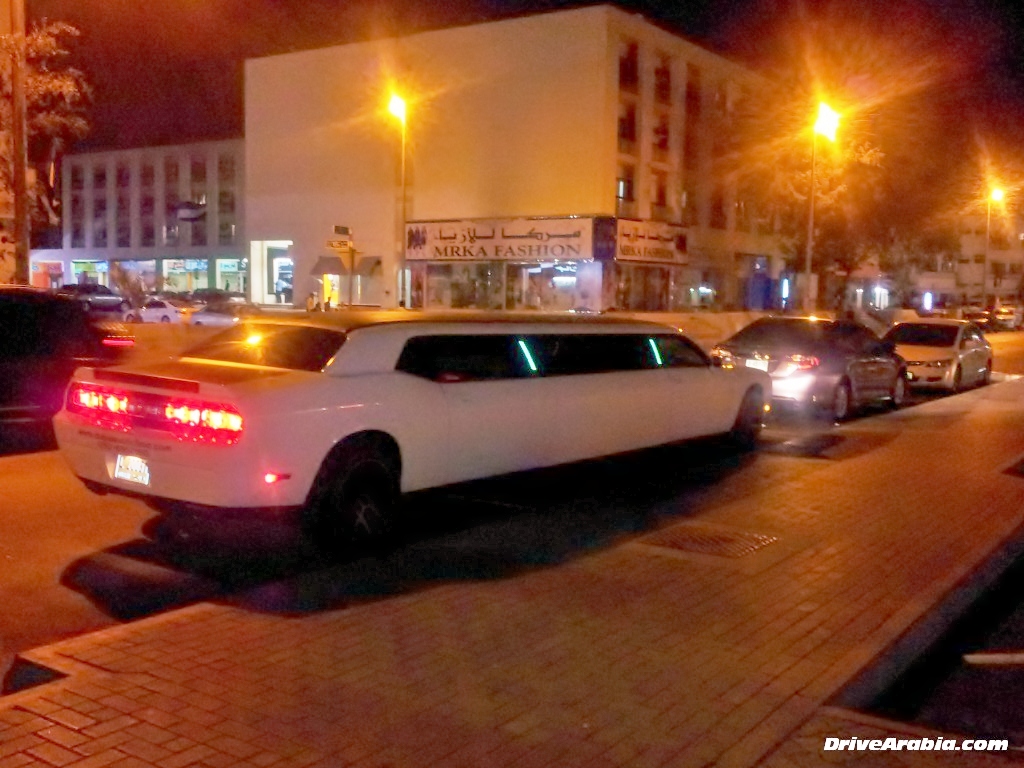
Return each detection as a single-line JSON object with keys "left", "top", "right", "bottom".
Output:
{"left": 0, "top": 21, "right": 91, "bottom": 281}
{"left": 724, "top": 1, "right": 976, "bottom": 308}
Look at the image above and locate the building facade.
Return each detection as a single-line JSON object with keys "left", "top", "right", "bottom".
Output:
{"left": 244, "top": 4, "right": 782, "bottom": 310}
{"left": 30, "top": 139, "right": 248, "bottom": 296}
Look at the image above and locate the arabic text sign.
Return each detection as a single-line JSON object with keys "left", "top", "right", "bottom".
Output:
{"left": 616, "top": 220, "right": 687, "bottom": 263}
{"left": 406, "top": 217, "right": 595, "bottom": 261}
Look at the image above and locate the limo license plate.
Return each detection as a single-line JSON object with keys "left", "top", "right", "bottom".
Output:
{"left": 745, "top": 358, "right": 769, "bottom": 372}
{"left": 114, "top": 454, "right": 151, "bottom": 486}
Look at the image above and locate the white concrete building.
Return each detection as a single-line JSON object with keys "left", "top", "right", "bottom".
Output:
{"left": 244, "top": 4, "right": 782, "bottom": 310}
{"left": 31, "top": 139, "right": 247, "bottom": 296}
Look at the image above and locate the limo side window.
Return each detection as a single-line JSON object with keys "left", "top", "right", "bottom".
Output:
{"left": 651, "top": 334, "right": 710, "bottom": 368}
{"left": 396, "top": 335, "right": 532, "bottom": 382}
{"left": 528, "top": 334, "right": 656, "bottom": 375}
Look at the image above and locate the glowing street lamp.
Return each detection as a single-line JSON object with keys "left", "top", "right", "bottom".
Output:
{"left": 984, "top": 187, "right": 1004, "bottom": 309}
{"left": 803, "top": 102, "right": 840, "bottom": 313}
{"left": 389, "top": 93, "right": 408, "bottom": 307}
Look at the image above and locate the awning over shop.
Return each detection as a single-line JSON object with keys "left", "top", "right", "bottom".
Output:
{"left": 355, "top": 256, "right": 382, "bottom": 276}
{"left": 311, "top": 255, "right": 348, "bottom": 275}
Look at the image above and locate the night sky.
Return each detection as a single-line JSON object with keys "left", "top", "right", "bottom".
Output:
{"left": 23, "top": 0, "right": 1024, "bottom": 153}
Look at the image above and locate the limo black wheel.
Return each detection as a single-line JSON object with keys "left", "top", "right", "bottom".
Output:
{"left": 730, "top": 388, "right": 764, "bottom": 450}
{"left": 306, "top": 440, "right": 399, "bottom": 555}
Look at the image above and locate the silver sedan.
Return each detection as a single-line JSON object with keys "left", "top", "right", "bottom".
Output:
{"left": 883, "top": 319, "right": 992, "bottom": 392}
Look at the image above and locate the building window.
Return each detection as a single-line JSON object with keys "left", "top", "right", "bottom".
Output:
{"left": 70, "top": 165, "right": 84, "bottom": 191}
{"left": 617, "top": 164, "right": 637, "bottom": 218}
{"left": 654, "top": 55, "right": 672, "bottom": 105}
{"left": 218, "top": 189, "right": 236, "bottom": 246}
{"left": 619, "top": 40, "right": 639, "bottom": 93}
{"left": 710, "top": 185, "right": 727, "bottom": 230}
{"left": 652, "top": 171, "right": 670, "bottom": 222}
{"left": 218, "top": 154, "right": 236, "bottom": 184}
{"left": 684, "top": 64, "right": 701, "bottom": 171}
{"left": 618, "top": 102, "right": 637, "bottom": 154}
{"left": 116, "top": 190, "right": 130, "bottom": 247}
{"left": 93, "top": 196, "right": 107, "bottom": 248}
{"left": 653, "top": 113, "right": 670, "bottom": 162}
{"left": 116, "top": 162, "right": 130, "bottom": 189}
{"left": 685, "top": 64, "right": 702, "bottom": 118}
{"left": 164, "top": 157, "right": 179, "bottom": 246}
{"left": 682, "top": 180, "right": 698, "bottom": 227}
{"left": 93, "top": 165, "right": 108, "bottom": 248}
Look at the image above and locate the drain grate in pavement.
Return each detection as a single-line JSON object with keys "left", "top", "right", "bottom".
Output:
{"left": 642, "top": 522, "right": 778, "bottom": 558}
{"left": 763, "top": 433, "right": 845, "bottom": 459}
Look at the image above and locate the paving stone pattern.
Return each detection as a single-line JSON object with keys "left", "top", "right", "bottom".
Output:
{"left": 4, "top": 383, "right": 1024, "bottom": 767}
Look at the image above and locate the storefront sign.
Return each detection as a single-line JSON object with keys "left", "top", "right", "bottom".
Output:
{"left": 616, "top": 220, "right": 687, "bottom": 264}
{"left": 406, "top": 217, "right": 595, "bottom": 261}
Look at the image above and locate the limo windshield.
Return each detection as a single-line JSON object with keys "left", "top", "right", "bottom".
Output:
{"left": 184, "top": 323, "right": 348, "bottom": 371}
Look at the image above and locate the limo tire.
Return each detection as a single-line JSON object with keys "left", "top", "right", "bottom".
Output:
{"left": 730, "top": 387, "right": 764, "bottom": 451}
{"left": 306, "top": 434, "right": 400, "bottom": 553}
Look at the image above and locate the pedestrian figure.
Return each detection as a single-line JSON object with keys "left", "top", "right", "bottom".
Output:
{"left": 306, "top": 292, "right": 317, "bottom": 312}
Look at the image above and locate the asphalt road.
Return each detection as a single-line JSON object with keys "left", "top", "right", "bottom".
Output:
{"left": 2, "top": 327, "right": 1024, "bottom": 690}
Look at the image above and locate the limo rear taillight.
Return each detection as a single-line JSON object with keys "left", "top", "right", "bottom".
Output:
{"left": 67, "top": 382, "right": 243, "bottom": 445}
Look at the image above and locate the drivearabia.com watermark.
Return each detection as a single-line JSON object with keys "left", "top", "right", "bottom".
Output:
{"left": 824, "top": 736, "right": 1009, "bottom": 752}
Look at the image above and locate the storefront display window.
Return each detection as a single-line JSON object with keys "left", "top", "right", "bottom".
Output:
{"left": 214, "top": 258, "right": 244, "bottom": 293}
{"left": 271, "top": 252, "right": 293, "bottom": 304}
{"left": 71, "top": 260, "right": 107, "bottom": 286}
{"left": 162, "top": 259, "right": 208, "bottom": 293}
{"left": 606, "top": 263, "right": 700, "bottom": 312}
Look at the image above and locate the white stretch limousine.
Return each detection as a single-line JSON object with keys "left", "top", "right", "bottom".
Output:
{"left": 55, "top": 312, "right": 770, "bottom": 548}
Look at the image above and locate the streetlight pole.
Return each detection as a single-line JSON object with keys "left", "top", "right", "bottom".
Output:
{"left": 804, "top": 134, "right": 817, "bottom": 314}
{"left": 803, "top": 102, "right": 839, "bottom": 314}
{"left": 984, "top": 188, "right": 1004, "bottom": 310}
{"left": 5, "top": 0, "right": 29, "bottom": 285}
{"left": 388, "top": 93, "right": 407, "bottom": 308}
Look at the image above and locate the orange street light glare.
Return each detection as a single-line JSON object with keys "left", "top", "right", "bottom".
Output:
{"left": 388, "top": 93, "right": 406, "bottom": 124}
{"left": 991, "top": 188, "right": 1005, "bottom": 203}
{"left": 814, "top": 102, "right": 840, "bottom": 142}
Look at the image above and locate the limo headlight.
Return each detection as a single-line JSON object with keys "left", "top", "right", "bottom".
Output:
{"left": 911, "top": 359, "right": 951, "bottom": 368}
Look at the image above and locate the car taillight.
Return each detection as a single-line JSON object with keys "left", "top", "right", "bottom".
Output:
{"left": 67, "top": 382, "right": 243, "bottom": 445}
{"left": 102, "top": 336, "right": 135, "bottom": 348}
{"left": 785, "top": 354, "right": 820, "bottom": 370}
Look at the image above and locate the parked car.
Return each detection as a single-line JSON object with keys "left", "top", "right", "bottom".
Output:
{"left": 54, "top": 283, "right": 130, "bottom": 317}
{"left": 882, "top": 319, "right": 992, "bottom": 392}
{"left": 54, "top": 312, "right": 769, "bottom": 550}
{"left": 188, "top": 288, "right": 247, "bottom": 306}
{"left": 711, "top": 315, "right": 907, "bottom": 421}
{"left": 961, "top": 309, "right": 995, "bottom": 332}
{"left": 128, "top": 298, "right": 186, "bottom": 324}
{"left": 992, "top": 306, "right": 1022, "bottom": 332}
{"left": 189, "top": 301, "right": 262, "bottom": 326}
{"left": 0, "top": 286, "right": 133, "bottom": 428}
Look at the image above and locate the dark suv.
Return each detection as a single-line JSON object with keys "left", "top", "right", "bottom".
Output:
{"left": 0, "top": 287, "right": 133, "bottom": 427}
{"left": 711, "top": 316, "right": 907, "bottom": 420}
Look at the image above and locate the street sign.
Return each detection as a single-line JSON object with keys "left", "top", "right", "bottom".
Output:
{"left": 327, "top": 240, "right": 351, "bottom": 249}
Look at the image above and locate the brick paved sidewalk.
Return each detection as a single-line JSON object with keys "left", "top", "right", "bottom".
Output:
{"left": 4, "top": 382, "right": 1024, "bottom": 767}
